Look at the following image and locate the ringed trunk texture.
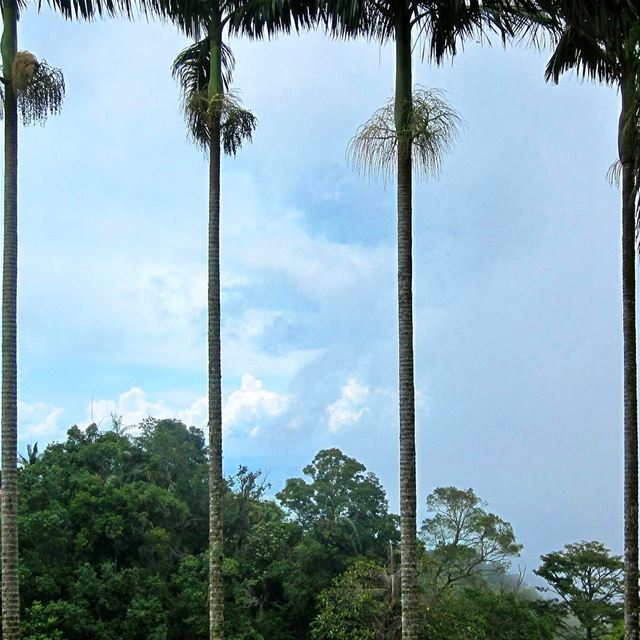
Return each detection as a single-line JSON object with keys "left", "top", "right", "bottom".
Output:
{"left": 1, "top": 2, "right": 20, "bottom": 639}
{"left": 208, "top": 11, "right": 224, "bottom": 640}
{"left": 621, "top": 74, "right": 639, "bottom": 640}
{"left": 395, "top": 4, "right": 419, "bottom": 639}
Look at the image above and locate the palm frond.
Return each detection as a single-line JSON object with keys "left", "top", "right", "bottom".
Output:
{"left": 608, "top": 159, "right": 622, "bottom": 187}
{"left": 545, "top": 24, "right": 620, "bottom": 84}
{"left": 172, "top": 37, "right": 235, "bottom": 98}
{"left": 173, "top": 37, "right": 250, "bottom": 151}
{"left": 33, "top": 0, "right": 134, "bottom": 19}
{"left": 181, "top": 90, "right": 257, "bottom": 154}
{"left": 227, "top": 0, "right": 321, "bottom": 38}
{"left": 349, "top": 87, "right": 462, "bottom": 181}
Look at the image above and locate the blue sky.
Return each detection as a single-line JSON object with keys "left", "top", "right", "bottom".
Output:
{"left": 10, "top": 7, "right": 623, "bottom": 578}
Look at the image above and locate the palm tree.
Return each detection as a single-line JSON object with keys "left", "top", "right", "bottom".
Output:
{"left": 174, "top": 34, "right": 255, "bottom": 639}
{"left": 320, "top": 2, "right": 512, "bottom": 636}
{"left": 524, "top": 3, "right": 640, "bottom": 637}
{"left": 0, "top": 0, "right": 158, "bottom": 636}
{"left": 171, "top": 3, "right": 317, "bottom": 636}
{"left": 349, "top": 87, "right": 461, "bottom": 631}
{"left": 0, "top": 41, "right": 64, "bottom": 640}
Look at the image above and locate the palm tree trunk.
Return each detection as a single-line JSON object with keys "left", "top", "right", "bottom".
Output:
{"left": 208, "top": 10, "right": 224, "bottom": 640}
{"left": 1, "top": 3, "right": 20, "bottom": 639}
{"left": 620, "top": 72, "right": 639, "bottom": 640}
{"left": 395, "top": 4, "right": 419, "bottom": 638}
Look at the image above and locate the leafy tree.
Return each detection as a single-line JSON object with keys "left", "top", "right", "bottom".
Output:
{"left": 311, "top": 562, "right": 561, "bottom": 640}
{"left": 277, "top": 448, "right": 398, "bottom": 560}
{"left": 420, "top": 588, "right": 563, "bottom": 640}
{"left": 419, "top": 486, "right": 522, "bottom": 594}
{"left": 311, "top": 560, "right": 400, "bottom": 640}
{"left": 535, "top": 541, "right": 624, "bottom": 640}
{"left": 276, "top": 448, "right": 399, "bottom": 634}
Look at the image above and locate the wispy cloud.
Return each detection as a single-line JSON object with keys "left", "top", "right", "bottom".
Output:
{"left": 19, "top": 401, "right": 64, "bottom": 440}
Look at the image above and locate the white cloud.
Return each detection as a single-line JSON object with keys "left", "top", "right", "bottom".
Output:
{"left": 223, "top": 374, "right": 289, "bottom": 433}
{"left": 326, "top": 378, "right": 369, "bottom": 433}
{"left": 88, "top": 388, "right": 208, "bottom": 431}
{"left": 89, "top": 387, "right": 173, "bottom": 429}
{"left": 86, "top": 375, "right": 288, "bottom": 437}
{"left": 19, "top": 401, "right": 64, "bottom": 440}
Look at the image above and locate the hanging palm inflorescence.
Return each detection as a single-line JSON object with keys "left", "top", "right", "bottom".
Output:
{"left": 349, "top": 88, "right": 462, "bottom": 180}
{"left": 0, "top": 50, "right": 65, "bottom": 123}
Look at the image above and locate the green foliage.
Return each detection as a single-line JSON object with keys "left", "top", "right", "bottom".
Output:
{"left": 602, "top": 621, "right": 625, "bottom": 640}
{"left": 420, "top": 486, "right": 522, "bottom": 594}
{"left": 311, "top": 560, "right": 399, "bottom": 640}
{"left": 421, "top": 588, "right": 563, "bottom": 640}
{"left": 15, "top": 421, "right": 604, "bottom": 639}
{"left": 535, "top": 541, "right": 624, "bottom": 639}
{"left": 17, "top": 427, "right": 401, "bottom": 640}
{"left": 311, "top": 564, "right": 562, "bottom": 640}
{"left": 172, "top": 39, "right": 256, "bottom": 155}
{"left": 277, "top": 448, "right": 398, "bottom": 558}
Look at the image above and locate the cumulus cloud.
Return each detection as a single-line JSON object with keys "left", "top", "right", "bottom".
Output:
{"left": 223, "top": 374, "right": 289, "bottom": 433}
{"left": 86, "top": 375, "right": 288, "bottom": 438}
{"left": 19, "top": 401, "right": 64, "bottom": 440}
{"left": 88, "top": 388, "right": 208, "bottom": 431}
{"left": 326, "top": 378, "right": 369, "bottom": 433}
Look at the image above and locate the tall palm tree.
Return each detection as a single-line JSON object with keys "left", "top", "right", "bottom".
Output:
{"left": 0, "top": 0, "right": 159, "bottom": 636}
{"left": 171, "top": 3, "right": 317, "bottom": 636}
{"left": 321, "top": 2, "right": 513, "bottom": 636}
{"left": 0, "top": 41, "right": 64, "bottom": 640}
{"left": 524, "top": 3, "right": 640, "bottom": 637}
{"left": 174, "top": 34, "right": 255, "bottom": 639}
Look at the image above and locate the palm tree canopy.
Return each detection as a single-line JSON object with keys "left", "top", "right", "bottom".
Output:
{"left": 172, "top": 34, "right": 257, "bottom": 153}
{"left": 529, "top": 0, "right": 640, "bottom": 84}
{"left": 162, "top": 0, "right": 319, "bottom": 40}
{"left": 319, "top": 0, "right": 524, "bottom": 63}
{"left": 3, "top": 0, "right": 155, "bottom": 20}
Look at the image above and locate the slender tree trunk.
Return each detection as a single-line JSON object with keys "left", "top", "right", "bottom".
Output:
{"left": 586, "top": 627, "right": 593, "bottom": 640}
{"left": 1, "top": 2, "right": 19, "bottom": 639}
{"left": 208, "top": 9, "right": 224, "bottom": 640}
{"left": 395, "top": 4, "right": 419, "bottom": 638}
{"left": 621, "top": 72, "right": 639, "bottom": 640}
